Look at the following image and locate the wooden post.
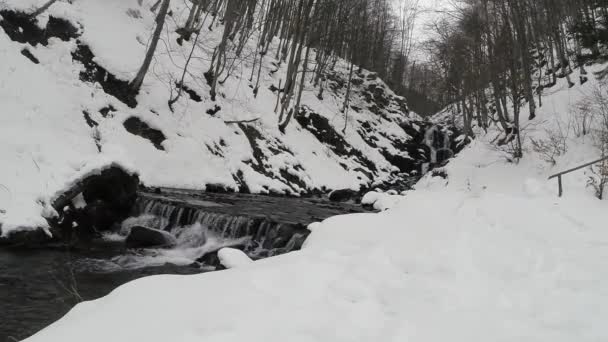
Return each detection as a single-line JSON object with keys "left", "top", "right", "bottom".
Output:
{"left": 548, "top": 155, "right": 608, "bottom": 197}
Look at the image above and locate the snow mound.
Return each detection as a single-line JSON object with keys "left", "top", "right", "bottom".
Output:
{"left": 218, "top": 248, "right": 253, "bottom": 269}
{"left": 361, "top": 191, "right": 404, "bottom": 210}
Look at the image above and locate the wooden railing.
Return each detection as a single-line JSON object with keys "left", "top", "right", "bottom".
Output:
{"left": 548, "top": 156, "right": 608, "bottom": 197}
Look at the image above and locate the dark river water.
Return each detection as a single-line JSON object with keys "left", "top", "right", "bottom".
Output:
{"left": 0, "top": 247, "right": 203, "bottom": 341}
{"left": 0, "top": 190, "right": 368, "bottom": 341}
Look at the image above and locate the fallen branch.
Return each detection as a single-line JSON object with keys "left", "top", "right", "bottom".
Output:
{"left": 30, "top": 0, "right": 60, "bottom": 18}
{"left": 223, "top": 117, "right": 260, "bottom": 124}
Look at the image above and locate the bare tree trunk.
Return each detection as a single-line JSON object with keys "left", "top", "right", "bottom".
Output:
{"left": 210, "top": 0, "right": 237, "bottom": 101}
{"left": 279, "top": 45, "right": 311, "bottom": 133}
{"left": 342, "top": 60, "right": 355, "bottom": 113}
{"left": 130, "top": 0, "right": 171, "bottom": 94}
{"left": 151, "top": 0, "right": 162, "bottom": 12}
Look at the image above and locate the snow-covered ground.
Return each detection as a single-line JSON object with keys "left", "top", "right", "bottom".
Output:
{"left": 23, "top": 189, "right": 608, "bottom": 342}
{"left": 23, "top": 62, "right": 608, "bottom": 341}
{"left": 0, "top": 0, "right": 421, "bottom": 237}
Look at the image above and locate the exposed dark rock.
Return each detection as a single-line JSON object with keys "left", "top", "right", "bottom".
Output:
{"left": 366, "top": 72, "right": 378, "bottom": 81}
{"left": 0, "top": 10, "right": 79, "bottom": 46}
{"left": 362, "top": 83, "right": 390, "bottom": 112}
{"left": 203, "top": 70, "right": 214, "bottom": 86}
{"left": 0, "top": 227, "right": 53, "bottom": 247}
{"left": 296, "top": 107, "right": 377, "bottom": 178}
{"left": 123, "top": 116, "right": 166, "bottom": 151}
{"left": 175, "top": 27, "right": 194, "bottom": 44}
{"left": 126, "top": 225, "right": 177, "bottom": 248}
{"left": 232, "top": 170, "right": 251, "bottom": 194}
{"left": 72, "top": 43, "right": 137, "bottom": 108}
{"left": 197, "top": 250, "right": 225, "bottom": 269}
{"left": 176, "top": 82, "right": 202, "bottom": 102}
{"left": 205, "top": 183, "right": 232, "bottom": 193}
{"left": 206, "top": 142, "right": 224, "bottom": 157}
{"left": 380, "top": 151, "right": 416, "bottom": 173}
{"left": 238, "top": 123, "right": 308, "bottom": 193}
{"left": 268, "top": 84, "right": 281, "bottom": 92}
{"left": 99, "top": 105, "right": 116, "bottom": 118}
{"left": 431, "top": 168, "right": 448, "bottom": 179}
{"left": 20, "top": 48, "right": 39, "bottom": 64}
{"left": 328, "top": 188, "right": 358, "bottom": 202}
{"left": 82, "top": 110, "right": 98, "bottom": 128}
{"left": 206, "top": 105, "right": 221, "bottom": 115}
{"left": 45, "top": 16, "right": 79, "bottom": 42}
{"left": 51, "top": 166, "right": 139, "bottom": 236}
{"left": 351, "top": 77, "right": 364, "bottom": 86}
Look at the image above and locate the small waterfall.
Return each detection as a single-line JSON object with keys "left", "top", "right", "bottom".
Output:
{"left": 423, "top": 125, "right": 454, "bottom": 170}
{"left": 130, "top": 196, "right": 310, "bottom": 260}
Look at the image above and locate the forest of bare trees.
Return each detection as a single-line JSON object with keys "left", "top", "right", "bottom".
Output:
{"left": 415, "top": 0, "right": 608, "bottom": 156}
{"left": 34, "top": 0, "right": 608, "bottom": 151}
{"left": 147, "top": 0, "right": 419, "bottom": 131}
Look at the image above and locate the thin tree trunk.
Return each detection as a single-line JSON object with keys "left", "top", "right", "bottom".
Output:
{"left": 130, "top": 0, "right": 171, "bottom": 93}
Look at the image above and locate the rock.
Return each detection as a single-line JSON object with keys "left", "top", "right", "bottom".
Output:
{"left": 328, "top": 188, "right": 358, "bottom": 202}
{"left": 0, "top": 227, "right": 53, "bottom": 247}
{"left": 123, "top": 116, "right": 166, "bottom": 150}
{"left": 361, "top": 191, "right": 381, "bottom": 207}
{"left": 197, "top": 251, "right": 226, "bottom": 270}
{"left": 126, "top": 226, "right": 176, "bottom": 248}
{"left": 51, "top": 165, "right": 139, "bottom": 239}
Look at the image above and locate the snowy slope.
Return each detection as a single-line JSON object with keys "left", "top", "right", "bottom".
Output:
{"left": 0, "top": 0, "right": 434, "bottom": 236}
{"left": 428, "top": 62, "right": 608, "bottom": 199}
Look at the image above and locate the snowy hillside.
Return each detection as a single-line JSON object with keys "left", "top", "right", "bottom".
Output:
{"left": 428, "top": 62, "right": 608, "bottom": 199}
{"left": 0, "top": 0, "right": 454, "bottom": 237}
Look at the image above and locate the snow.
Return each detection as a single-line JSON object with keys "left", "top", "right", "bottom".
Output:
{"left": 361, "top": 191, "right": 404, "bottom": 210}
{"left": 217, "top": 248, "right": 253, "bottom": 269}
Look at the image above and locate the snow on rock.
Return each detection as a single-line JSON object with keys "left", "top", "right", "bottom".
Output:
{"left": 361, "top": 191, "right": 404, "bottom": 210}
{"left": 125, "top": 226, "right": 177, "bottom": 249}
{"left": 23, "top": 189, "right": 608, "bottom": 342}
{"left": 306, "top": 222, "right": 322, "bottom": 232}
{"left": 217, "top": 248, "right": 253, "bottom": 269}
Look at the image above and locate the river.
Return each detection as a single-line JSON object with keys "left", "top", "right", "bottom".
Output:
{"left": 0, "top": 190, "right": 367, "bottom": 341}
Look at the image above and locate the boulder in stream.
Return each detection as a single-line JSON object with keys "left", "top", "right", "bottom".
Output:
{"left": 50, "top": 164, "right": 139, "bottom": 243}
{"left": 126, "top": 226, "right": 177, "bottom": 248}
{"left": 328, "top": 188, "right": 359, "bottom": 202}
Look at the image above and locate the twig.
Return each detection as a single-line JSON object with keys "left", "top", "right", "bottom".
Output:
{"left": 224, "top": 117, "right": 260, "bottom": 124}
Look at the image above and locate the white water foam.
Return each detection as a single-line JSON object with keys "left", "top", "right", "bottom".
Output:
{"left": 89, "top": 218, "right": 251, "bottom": 272}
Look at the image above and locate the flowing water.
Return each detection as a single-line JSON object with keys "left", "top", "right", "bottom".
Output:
{"left": 0, "top": 190, "right": 368, "bottom": 341}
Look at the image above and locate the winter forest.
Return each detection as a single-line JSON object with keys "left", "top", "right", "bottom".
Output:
{"left": 1, "top": 0, "right": 608, "bottom": 341}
